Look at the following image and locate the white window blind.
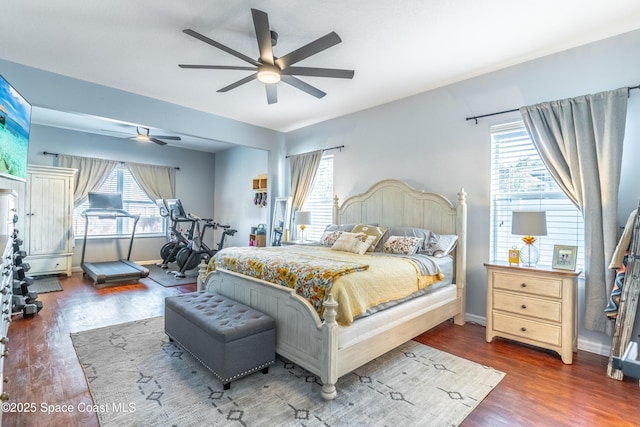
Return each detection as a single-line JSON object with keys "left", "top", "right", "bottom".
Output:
{"left": 300, "top": 154, "right": 334, "bottom": 241}
{"left": 73, "top": 166, "right": 165, "bottom": 237}
{"left": 490, "top": 122, "right": 584, "bottom": 269}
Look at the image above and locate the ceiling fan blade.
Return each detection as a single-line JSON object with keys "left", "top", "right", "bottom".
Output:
{"left": 275, "top": 32, "right": 342, "bottom": 69}
{"left": 251, "top": 9, "right": 274, "bottom": 65}
{"left": 217, "top": 74, "right": 258, "bottom": 92}
{"left": 178, "top": 65, "right": 257, "bottom": 71}
{"left": 150, "top": 135, "right": 181, "bottom": 141}
{"left": 265, "top": 84, "right": 277, "bottom": 104}
{"left": 183, "top": 29, "right": 261, "bottom": 67}
{"left": 149, "top": 137, "right": 168, "bottom": 146}
{"left": 281, "top": 75, "right": 326, "bottom": 99}
{"left": 282, "top": 66, "right": 354, "bottom": 79}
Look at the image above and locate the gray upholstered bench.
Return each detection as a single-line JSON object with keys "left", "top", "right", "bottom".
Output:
{"left": 164, "top": 291, "right": 276, "bottom": 389}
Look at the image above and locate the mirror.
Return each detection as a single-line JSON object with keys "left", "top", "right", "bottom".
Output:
{"left": 272, "top": 197, "right": 292, "bottom": 246}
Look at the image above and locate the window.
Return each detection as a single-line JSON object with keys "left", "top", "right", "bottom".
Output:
{"left": 490, "top": 122, "right": 584, "bottom": 270}
{"left": 73, "top": 165, "right": 165, "bottom": 238}
{"left": 300, "top": 154, "right": 334, "bottom": 241}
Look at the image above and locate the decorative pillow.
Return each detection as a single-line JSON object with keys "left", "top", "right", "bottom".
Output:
{"left": 331, "top": 232, "right": 375, "bottom": 255}
{"left": 382, "top": 236, "right": 424, "bottom": 255}
{"left": 424, "top": 233, "right": 458, "bottom": 257}
{"left": 351, "top": 224, "right": 387, "bottom": 252}
{"left": 320, "top": 230, "right": 343, "bottom": 247}
{"left": 379, "top": 226, "right": 433, "bottom": 253}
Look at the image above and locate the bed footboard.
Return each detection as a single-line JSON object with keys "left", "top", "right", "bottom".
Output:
{"left": 199, "top": 266, "right": 340, "bottom": 399}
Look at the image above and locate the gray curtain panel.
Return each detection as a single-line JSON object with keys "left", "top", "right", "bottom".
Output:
{"left": 289, "top": 150, "right": 323, "bottom": 238}
{"left": 127, "top": 162, "right": 176, "bottom": 201}
{"left": 58, "top": 154, "right": 118, "bottom": 205}
{"left": 520, "top": 87, "right": 628, "bottom": 334}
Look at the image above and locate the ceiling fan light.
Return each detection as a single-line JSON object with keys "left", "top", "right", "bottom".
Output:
{"left": 257, "top": 68, "right": 281, "bottom": 84}
{"left": 136, "top": 127, "right": 151, "bottom": 141}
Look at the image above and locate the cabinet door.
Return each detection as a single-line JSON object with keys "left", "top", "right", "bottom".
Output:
{"left": 26, "top": 173, "right": 72, "bottom": 256}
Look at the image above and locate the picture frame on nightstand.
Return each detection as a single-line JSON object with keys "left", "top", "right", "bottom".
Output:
{"left": 552, "top": 245, "right": 577, "bottom": 270}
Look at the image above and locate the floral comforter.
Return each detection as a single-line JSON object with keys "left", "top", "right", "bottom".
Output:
{"left": 209, "top": 245, "right": 444, "bottom": 325}
{"left": 214, "top": 246, "right": 369, "bottom": 319}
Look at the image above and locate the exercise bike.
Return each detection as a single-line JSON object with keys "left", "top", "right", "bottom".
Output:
{"left": 156, "top": 199, "right": 197, "bottom": 269}
{"left": 173, "top": 216, "right": 237, "bottom": 278}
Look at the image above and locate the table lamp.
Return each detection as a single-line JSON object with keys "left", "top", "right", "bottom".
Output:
{"left": 295, "top": 211, "right": 311, "bottom": 243}
{"left": 512, "top": 211, "right": 547, "bottom": 267}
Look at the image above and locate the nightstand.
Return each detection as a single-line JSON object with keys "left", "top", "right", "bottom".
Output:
{"left": 484, "top": 261, "right": 581, "bottom": 364}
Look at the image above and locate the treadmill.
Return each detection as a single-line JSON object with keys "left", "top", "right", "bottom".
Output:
{"left": 80, "top": 192, "right": 150, "bottom": 285}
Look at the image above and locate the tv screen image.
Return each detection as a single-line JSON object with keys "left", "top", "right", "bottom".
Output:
{"left": 0, "top": 74, "right": 31, "bottom": 181}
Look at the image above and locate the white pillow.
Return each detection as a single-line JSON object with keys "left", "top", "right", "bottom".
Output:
{"left": 382, "top": 236, "right": 424, "bottom": 255}
{"left": 331, "top": 232, "right": 375, "bottom": 255}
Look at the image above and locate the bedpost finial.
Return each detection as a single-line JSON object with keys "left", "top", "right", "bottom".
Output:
{"left": 458, "top": 188, "right": 467, "bottom": 203}
{"left": 323, "top": 294, "right": 338, "bottom": 326}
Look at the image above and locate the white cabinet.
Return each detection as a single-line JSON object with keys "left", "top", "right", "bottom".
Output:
{"left": 24, "top": 165, "right": 76, "bottom": 277}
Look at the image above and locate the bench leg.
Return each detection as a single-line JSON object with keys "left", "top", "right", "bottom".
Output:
{"left": 262, "top": 367, "right": 269, "bottom": 374}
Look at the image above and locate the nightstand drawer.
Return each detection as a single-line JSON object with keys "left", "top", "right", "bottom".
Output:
{"left": 493, "top": 312, "right": 562, "bottom": 347}
{"left": 492, "top": 272, "right": 561, "bottom": 298}
{"left": 493, "top": 291, "right": 562, "bottom": 322}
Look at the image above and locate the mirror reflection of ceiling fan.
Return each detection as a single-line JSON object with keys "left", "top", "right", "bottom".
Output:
{"left": 179, "top": 8, "right": 355, "bottom": 104}
{"left": 100, "top": 126, "right": 182, "bottom": 146}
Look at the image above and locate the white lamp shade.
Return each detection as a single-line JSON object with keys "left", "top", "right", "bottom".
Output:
{"left": 512, "top": 211, "right": 547, "bottom": 236}
{"left": 295, "top": 211, "right": 311, "bottom": 226}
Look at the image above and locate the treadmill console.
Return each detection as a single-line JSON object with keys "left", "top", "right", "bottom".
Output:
{"left": 88, "top": 192, "right": 124, "bottom": 210}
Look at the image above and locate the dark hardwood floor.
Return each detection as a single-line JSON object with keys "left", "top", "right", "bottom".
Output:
{"left": 3, "top": 273, "right": 640, "bottom": 426}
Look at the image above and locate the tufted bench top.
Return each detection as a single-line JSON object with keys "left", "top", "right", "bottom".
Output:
{"left": 165, "top": 291, "right": 275, "bottom": 343}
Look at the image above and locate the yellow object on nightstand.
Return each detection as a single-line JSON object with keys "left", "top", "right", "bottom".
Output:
{"left": 508, "top": 248, "right": 520, "bottom": 266}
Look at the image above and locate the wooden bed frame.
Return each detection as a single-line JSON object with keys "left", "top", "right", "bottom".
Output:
{"left": 198, "top": 179, "right": 467, "bottom": 400}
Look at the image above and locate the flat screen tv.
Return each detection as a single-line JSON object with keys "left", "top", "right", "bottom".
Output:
{"left": 0, "top": 74, "right": 31, "bottom": 182}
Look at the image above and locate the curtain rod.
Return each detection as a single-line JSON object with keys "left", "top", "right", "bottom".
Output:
{"left": 42, "top": 151, "right": 181, "bottom": 170}
{"left": 465, "top": 84, "right": 640, "bottom": 124}
{"left": 285, "top": 145, "right": 344, "bottom": 159}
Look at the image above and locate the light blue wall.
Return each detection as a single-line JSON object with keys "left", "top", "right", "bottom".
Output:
{"left": 213, "top": 146, "right": 270, "bottom": 248}
{"left": 284, "top": 29, "right": 640, "bottom": 351}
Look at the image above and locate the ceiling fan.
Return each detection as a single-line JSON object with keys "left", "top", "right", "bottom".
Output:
{"left": 178, "top": 8, "right": 355, "bottom": 104}
{"left": 101, "top": 126, "right": 182, "bottom": 146}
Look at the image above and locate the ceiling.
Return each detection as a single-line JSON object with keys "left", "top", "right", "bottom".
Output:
{"left": 3, "top": 0, "right": 640, "bottom": 152}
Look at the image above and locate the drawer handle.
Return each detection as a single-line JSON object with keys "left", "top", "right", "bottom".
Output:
{"left": 520, "top": 283, "right": 527, "bottom": 288}
{"left": 0, "top": 392, "right": 8, "bottom": 401}
{"left": 521, "top": 304, "right": 527, "bottom": 310}
{"left": 520, "top": 327, "right": 527, "bottom": 332}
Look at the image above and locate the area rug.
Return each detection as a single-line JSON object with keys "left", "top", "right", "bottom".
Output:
{"left": 29, "top": 276, "right": 63, "bottom": 293}
{"left": 145, "top": 263, "right": 197, "bottom": 287}
{"left": 71, "top": 317, "right": 505, "bottom": 426}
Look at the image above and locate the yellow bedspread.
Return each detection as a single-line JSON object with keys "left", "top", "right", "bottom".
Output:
{"left": 210, "top": 245, "right": 443, "bottom": 325}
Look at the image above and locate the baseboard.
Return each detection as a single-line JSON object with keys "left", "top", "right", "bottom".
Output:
{"left": 577, "top": 338, "right": 611, "bottom": 357}
{"left": 465, "top": 313, "right": 486, "bottom": 326}
{"left": 463, "top": 313, "right": 611, "bottom": 357}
